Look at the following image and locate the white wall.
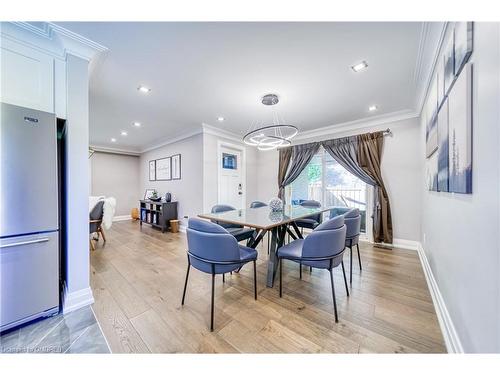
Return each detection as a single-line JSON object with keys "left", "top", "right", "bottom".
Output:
{"left": 140, "top": 134, "right": 204, "bottom": 227}
{"left": 420, "top": 22, "right": 500, "bottom": 353}
{"left": 254, "top": 117, "right": 422, "bottom": 242}
{"left": 90, "top": 151, "right": 140, "bottom": 216}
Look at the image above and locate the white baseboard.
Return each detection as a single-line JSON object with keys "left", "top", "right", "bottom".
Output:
{"left": 417, "top": 242, "right": 464, "bottom": 353}
{"left": 113, "top": 215, "right": 131, "bottom": 222}
{"left": 360, "top": 237, "right": 419, "bottom": 251}
{"left": 392, "top": 238, "right": 419, "bottom": 251}
{"left": 62, "top": 286, "right": 95, "bottom": 315}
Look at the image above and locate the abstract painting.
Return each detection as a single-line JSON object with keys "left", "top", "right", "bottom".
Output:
{"left": 448, "top": 63, "right": 472, "bottom": 194}
{"left": 437, "top": 98, "right": 449, "bottom": 192}
{"left": 443, "top": 29, "right": 455, "bottom": 96}
{"left": 425, "top": 77, "right": 438, "bottom": 157}
{"left": 426, "top": 152, "right": 438, "bottom": 192}
{"left": 454, "top": 22, "right": 473, "bottom": 76}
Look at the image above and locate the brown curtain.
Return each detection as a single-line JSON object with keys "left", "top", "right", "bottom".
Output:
{"left": 357, "top": 131, "right": 393, "bottom": 244}
{"left": 278, "top": 147, "right": 292, "bottom": 199}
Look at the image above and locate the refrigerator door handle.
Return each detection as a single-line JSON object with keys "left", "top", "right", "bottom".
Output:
{"left": 0, "top": 237, "right": 50, "bottom": 249}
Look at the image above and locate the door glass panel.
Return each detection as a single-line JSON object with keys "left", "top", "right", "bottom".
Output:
{"left": 288, "top": 148, "right": 367, "bottom": 233}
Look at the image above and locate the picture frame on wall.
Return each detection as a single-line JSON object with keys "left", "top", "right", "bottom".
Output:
{"left": 437, "top": 98, "right": 449, "bottom": 192}
{"left": 149, "top": 160, "right": 156, "bottom": 181}
{"left": 443, "top": 29, "right": 455, "bottom": 96}
{"left": 171, "top": 154, "right": 181, "bottom": 180}
{"left": 454, "top": 22, "right": 473, "bottom": 76}
{"left": 448, "top": 63, "right": 473, "bottom": 194}
{"left": 156, "top": 157, "right": 172, "bottom": 181}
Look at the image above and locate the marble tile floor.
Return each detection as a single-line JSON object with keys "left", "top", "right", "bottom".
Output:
{"left": 0, "top": 306, "right": 110, "bottom": 354}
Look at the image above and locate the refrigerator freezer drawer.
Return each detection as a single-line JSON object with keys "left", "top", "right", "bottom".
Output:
{"left": 1, "top": 231, "right": 59, "bottom": 331}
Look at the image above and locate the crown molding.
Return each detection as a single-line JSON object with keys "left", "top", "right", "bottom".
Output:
{"left": 140, "top": 128, "right": 203, "bottom": 153}
{"left": 90, "top": 145, "right": 141, "bottom": 156}
{"left": 201, "top": 123, "right": 244, "bottom": 144}
{"left": 415, "top": 22, "right": 449, "bottom": 116}
{"left": 2, "top": 22, "right": 108, "bottom": 62}
{"left": 293, "top": 109, "right": 419, "bottom": 142}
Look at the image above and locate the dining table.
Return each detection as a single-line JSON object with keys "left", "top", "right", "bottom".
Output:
{"left": 198, "top": 205, "right": 334, "bottom": 287}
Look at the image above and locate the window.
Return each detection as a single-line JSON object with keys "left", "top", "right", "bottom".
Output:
{"left": 287, "top": 147, "right": 368, "bottom": 232}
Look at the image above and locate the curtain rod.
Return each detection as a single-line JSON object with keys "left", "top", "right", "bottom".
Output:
{"left": 282, "top": 128, "right": 393, "bottom": 150}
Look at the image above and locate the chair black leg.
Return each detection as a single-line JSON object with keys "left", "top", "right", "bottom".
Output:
{"left": 329, "top": 269, "right": 339, "bottom": 323}
{"left": 253, "top": 260, "right": 257, "bottom": 300}
{"left": 210, "top": 273, "right": 215, "bottom": 332}
{"left": 350, "top": 246, "right": 353, "bottom": 284}
{"left": 222, "top": 273, "right": 225, "bottom": 283}
{"left": 310, "top": 266, "right": 312, "bottom": 273}
{"left": 299, "top": 263, "right": 302, "bottom": 279}
{"left": 279, "top": 258, "right": 283, "bottom": 298}
{"left": 267, "top": 233, "right": 270, "bottom": 255}
{"left": 341, "top": 261, "right": 349, "bottom": 297}
{"left": 356, "top": 243, "right": 362, "bottom": 270}
{"left": 181, "top": 263, "right": 190, "bottom": 305}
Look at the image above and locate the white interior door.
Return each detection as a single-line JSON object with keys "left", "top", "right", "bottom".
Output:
{"left": 218, "top": 146, "right": 244, "bottom": 209}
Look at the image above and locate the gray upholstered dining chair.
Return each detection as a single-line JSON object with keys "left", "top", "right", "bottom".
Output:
{"left": 343, "top": 208, "right": 362, "bottom": 284}
{"left": 89, "top": 200, "right": 106, "bottom": 251}
{"left": 249, "top": 201, "right": 267, "bottom": 208}
{"left": 295, "top": 200, "right": 322, "bottom": 233}
{"left": 210, "top": 204, "right": 255, "bottom": 243}
{"left": 182, "top": 218, "right": 258, "bottom": 331}
{"left": 276, "top": 215, "right": 349, "bottom": 322}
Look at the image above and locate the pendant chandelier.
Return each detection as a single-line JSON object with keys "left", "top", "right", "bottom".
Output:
{"left": 243, "top": 94, "right": 298, "bottom": 151}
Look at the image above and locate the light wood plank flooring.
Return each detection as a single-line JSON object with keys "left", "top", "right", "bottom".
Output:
{"left": 90, "top": 220, "right": 446, "bottom": 353}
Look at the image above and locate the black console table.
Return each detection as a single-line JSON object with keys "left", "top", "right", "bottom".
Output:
{"left": 139, "top": 200, "right": 178, "bottom": 233}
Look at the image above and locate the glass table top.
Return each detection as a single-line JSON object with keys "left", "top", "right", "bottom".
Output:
{"left": 198, "top": 205, "right": 334, "bottom": 230}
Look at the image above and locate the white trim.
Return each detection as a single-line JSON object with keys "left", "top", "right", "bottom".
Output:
{"left": 359, "top": 237, "right": 419, "bottom": 251}
{"left": 293, "top": 109, "right": 419, "bottom": 142}
{"left": 392, "top": 238, "right": 419, "bottom": 251}
{"left": 62, "top": 286, "right": 95, "bottom": 315}
{"left": 140, "top": 128, "right": 203, "bottom": 153}
{"left": 113, "top": 215, "right": 132, "bottom": 222}
{"left": 416, "top": 22, "right": 449, "bottom": 115}
{"left": 89, "top": 145, "right": 141, "bottom": 156}
{"left": 179, "top": 224, "right": 187, "bottom": 233}
{"left": 202, "top": 123, "right": 243, "bottom": 144}
{"left": 417, "top": 243, "right": 464, "bottom": 353}
{"left": 217, "top": 140, "right": 247, "bottom": 209}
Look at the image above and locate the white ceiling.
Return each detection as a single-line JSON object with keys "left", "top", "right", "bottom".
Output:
{"left": 56, "top": 22, "right": 442, "bottom": 153}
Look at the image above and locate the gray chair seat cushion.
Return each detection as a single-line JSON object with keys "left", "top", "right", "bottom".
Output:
{"left": 227, "top": 227, "right": 255, "bottom": 242}
{"left": 295, "top": 218, "right": 320, "bottom": 229}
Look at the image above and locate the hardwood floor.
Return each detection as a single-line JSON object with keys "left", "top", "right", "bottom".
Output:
{"left": 90, "top": 220, "right": 446, "bottom": 353}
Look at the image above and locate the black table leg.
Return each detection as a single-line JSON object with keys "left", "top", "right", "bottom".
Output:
{"left": 266, "top": 225, "right": 287, "bottom": 287}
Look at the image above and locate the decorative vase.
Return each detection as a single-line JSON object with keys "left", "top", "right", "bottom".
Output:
{"left": 268, "top": 197, "right": 283, "bottom": 212}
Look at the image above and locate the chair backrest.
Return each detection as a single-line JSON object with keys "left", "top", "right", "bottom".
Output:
{"left": 299, "top": 199, "right": 322, "bottom": 223}
{"left": 344, "top": 208, "right": 361, "bottom": 239}
{"left": 210, "top": 204, "right": 240, "bottom": 229}
{"left": 186, "top": 218, "right": 240, "bottom": 273}
{"left": 250, "top": 201, "right": 267, "bottom": 208}
{"left": 89, "top": 200, "right": 105, "bottom": 233}
{"left": 302, "top": 215, "right": 346, "bottom": 261}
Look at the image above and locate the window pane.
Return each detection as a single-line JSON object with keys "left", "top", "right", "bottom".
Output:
{"left": 290, "top": 154, "right": 322, "bottom": 205}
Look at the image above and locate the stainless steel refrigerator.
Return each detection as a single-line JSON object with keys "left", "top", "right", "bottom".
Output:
{"left": 1, "top": 102, "right": 60, "bottom": 332}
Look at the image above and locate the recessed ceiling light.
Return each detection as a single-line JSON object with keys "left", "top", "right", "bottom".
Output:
{"left": 217, "top": 117, "right": 225, "bottom": 122}
{"left": 368, "top": 105, "right": 378, "bottom": 112}
{"left": 351, "top": 61, "right": 368, "bottom": 72}
{"left": 133, "top": 122, "right": 142, "bottom": 127}
{"left": 111, "top": 138, "right": 117, "bottom": 143}
{"left": 137, "top": 85, "right": 151, "bottom": 93}
{"left": 121, "top": 131, "right": 128, "bottom": 136}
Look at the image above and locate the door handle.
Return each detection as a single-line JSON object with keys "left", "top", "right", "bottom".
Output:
{"left": 0, "top": 237, "right": 50, "bottom": 249}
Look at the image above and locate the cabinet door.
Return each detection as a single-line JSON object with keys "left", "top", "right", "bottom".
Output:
{"left": 0, "top": 39, "right": 54, "bottom": 112}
